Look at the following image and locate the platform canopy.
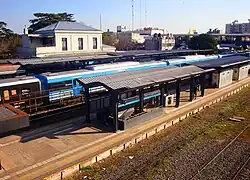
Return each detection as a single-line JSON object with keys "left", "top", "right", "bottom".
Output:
{"left": 8, "top": 54, "right": 114, "bottom": 65}
{"left": 189, "top": 56, "right": 250, "bottom": 69}
{"left": 77, "top": 65, "right": 214, "bottom": 92}
{"left": 9, "top": 49, "right": 213, "bottom": 66}
{"left": 107, "top": 49, "right": 213, "bottom": 57}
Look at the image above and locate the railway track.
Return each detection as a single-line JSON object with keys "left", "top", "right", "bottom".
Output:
{"left": 231, "top": 154, "right": 250, "bottom": 180}
{"left": 190, "top": 124, "right": 250, "bottom": 180}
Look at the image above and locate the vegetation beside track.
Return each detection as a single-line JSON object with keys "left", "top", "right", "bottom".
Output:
{"left": 68, "top": 87, "right": 250, "bottom": 180}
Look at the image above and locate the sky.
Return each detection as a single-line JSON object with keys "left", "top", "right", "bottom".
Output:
{"left": 1, "top": 0, "right": 250, "bottom": 34}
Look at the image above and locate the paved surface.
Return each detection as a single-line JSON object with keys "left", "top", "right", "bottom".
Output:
{"left": 0, "top": 78, "right": 249, "bottom": 180}
{"left": 0, "top": 117, "right": 114, "bottom": 178}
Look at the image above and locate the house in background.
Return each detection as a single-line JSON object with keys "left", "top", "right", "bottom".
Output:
{"left": 18, "top": 21, "right": 103, "bottom": 58}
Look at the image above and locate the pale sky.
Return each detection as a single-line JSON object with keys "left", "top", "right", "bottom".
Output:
{"left": 1, "top": 0, "right": 250, "bottom": 34}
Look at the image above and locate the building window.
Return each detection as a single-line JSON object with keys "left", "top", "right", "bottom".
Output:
{"left": 62, "top": 38, "right": 68, "bottom": 51}
{"left": 78, "top": 38, "right": 83, "bottom": 50}
{"left": 93, "top": 37, "right": 98, "bottom": 49}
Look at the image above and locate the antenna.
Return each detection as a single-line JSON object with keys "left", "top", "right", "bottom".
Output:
{"left": 140, "top": 0, "right": 142, "bottom": 28}
{"left": 99, "top": 14, "right": 102, "bottom": 31}
{"left": 132, "top": 0, "right": 134, "bottom": 31}
{"left": 145, "top": 0, "right": 147, "bottom": 27}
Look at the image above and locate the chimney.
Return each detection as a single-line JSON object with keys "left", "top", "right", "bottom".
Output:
{"left": 24, "top": 25, "right": 28, "bottom": 35}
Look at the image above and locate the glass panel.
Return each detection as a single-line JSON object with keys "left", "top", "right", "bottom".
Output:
{"left": 11, "top": 90, "right": 17, "bottom": 95}
{"left": 49, "top": 81, "right": 72, "bottom": 90}
{"left": 4, "top": 90, "right": 10, "bottom": 100}
{"left": 21, "top": 89, "right": 31, "bottom": 96}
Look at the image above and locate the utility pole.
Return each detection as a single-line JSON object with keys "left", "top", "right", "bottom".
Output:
{"left": 132, "top": 0, "right": 134, "bottom": 31}
{"left": 145, "top": 0, "right": 147, "bottom": 27}
{"left": 140, "top": 0, "right": 142, "bottom": 28}
{"left": 99, "top": 14, "right": 102, "bottom": 31}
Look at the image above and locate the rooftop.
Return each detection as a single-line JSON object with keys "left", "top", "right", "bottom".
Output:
{"left": 78, "top": 65, "right": 214, "bottom": 91}
{"left": 107, "top": 49, "right": 213, "bottom": 57}
{"left": 189, "top": 56, "right": 250, "bottom": 68}
{"left": 8, "top": 54, "right": 114, "bottom": 65}
{"left": 9, "top": 50, "right": 214, "bottom": 66}
{"left": 0, "top": 106, "right": 17, "bottom": 119}
{"left": 35, "top": 21, "right": 101, "bottom": 32}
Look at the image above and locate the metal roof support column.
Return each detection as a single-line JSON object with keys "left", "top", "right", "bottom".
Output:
{"left": 160, "top": 84, "right": 165, "bottom": 107}
{"left": 164, "top": 82, "right": 168, "bottom": 96}
{"left": 175, "top": 80, "right": 181, "bottom": 107}
{"left": 111, "top": 92, "right": 118, "bottom": 132}
{"left": 200, "top": 73, "right": 206, "bottom": 97}
{"left": 84, "top": 85, "right": 90, "bottom": 123}
{"left": 139, "top": 88, "right": 144, "bottom": 113}
{"left": 189, "top": 76, "right": 195, "bottom": 101}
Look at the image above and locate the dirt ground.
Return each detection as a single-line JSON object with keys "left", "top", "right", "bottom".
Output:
{"left": 68, "top": 87, "right": 250, "bottom": 180}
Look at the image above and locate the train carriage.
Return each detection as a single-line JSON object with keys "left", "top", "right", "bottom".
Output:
{"left": 0, "top": 76, "right": 42, "bottom": 111}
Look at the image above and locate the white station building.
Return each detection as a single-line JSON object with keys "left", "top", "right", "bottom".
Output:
{"left": 18, "top": 21, "right": 104, "bottom": 58}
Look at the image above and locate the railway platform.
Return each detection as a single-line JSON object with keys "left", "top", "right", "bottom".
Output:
{"left": 0, "top": 77, "right": 249, "bottom": 180}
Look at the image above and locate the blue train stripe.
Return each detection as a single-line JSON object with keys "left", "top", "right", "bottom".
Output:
{"left": 118, "top": 93, "right": 161, "bottom": 108}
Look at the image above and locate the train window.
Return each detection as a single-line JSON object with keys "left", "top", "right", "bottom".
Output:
{"left": 21, "top": 89, "right": 31, "bottom": 96}
{"left": 120, "top": 93, "right": 127, "bottom": 99}
{"left": 65, "top": 81, "right": 72, "bottom": 87}
{"left": 49, "top": 81, "right": 72, "bottom": 90}
{"left": 11, "top": 90, "right": 17, "bottom": 96}
{"left": 4, "top": 90, "right": 10, "bottom": 101}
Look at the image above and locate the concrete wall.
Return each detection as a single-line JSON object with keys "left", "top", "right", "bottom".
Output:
{"left": 54, "top": 31, "right": 102, "bottom": 53}
{"left": 0, "top": 105, "right": 29, "bottom": 134}
{"left": 118, "top": 108, "right": 164, "bottom": 130}
{"left": 118, "top": 32, "right": 145, "bottom": 44}
{"left": 212, "top": 69, "right": 233, "bottom": 88}
{"left": 0, "top": 115, "right": 29, "bottom": 134}
{"left": 233, "top": 65, "right": 250, "bottom": 81}
{"left": 19, "top": 31, "right": 103, "bottom": 58}
{"left": 219, "top": 69, "right": 233, "bottom": 88}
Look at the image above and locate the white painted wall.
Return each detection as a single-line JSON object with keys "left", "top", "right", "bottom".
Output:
{"left": 19, "top": 30, "right": 103, "bottom": 57}
{"left": 219, "top": 69, "right": 233, "bottom": 88}
{"left": 233, "top": 65, "right": 250, "bottom": 81}
{"left": 238, "top": 65, "right": 249, "bottom": 80}
{"left": 54, "top": 31, "right": 102, "bottom": 52}
{"left": 212, "top": 69, "right": 233, "bottom": 88}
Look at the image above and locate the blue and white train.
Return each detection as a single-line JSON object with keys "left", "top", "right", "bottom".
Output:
{"left": 0, "top": 54, "right": 237, "bottom": 107}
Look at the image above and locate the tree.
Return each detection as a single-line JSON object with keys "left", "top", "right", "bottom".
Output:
{"left": 0, "top": 22, "right": 20, "bottom": 59}
{"left": 207, "top": 28, "right": 220, "bottom": 34}
{"left": 189, "top": 34, "right": 218, "bottom": 53}
{"left": 102, "top": 32, "right": 117, "bottom": 46}
{"left": 29, "top": 12, "right": 75, "bottom": 32}
{"left": 0, "top": 21, "right": 13, "bottom": 36}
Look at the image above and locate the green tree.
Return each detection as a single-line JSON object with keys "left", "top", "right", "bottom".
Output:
{"left": 189, "top": 34, "right": 218, "bottom": 53}
{"left": 0, "top": 22, "right": 20, "bottom": 59}
{"left": 102, "top": 32, "right": 117, "bottom": 46}
{"left": 0, "top": 21, "right": 13, "bottom": 36}
{"left": 28, "top": 12, "right": 75, "bottom": 32}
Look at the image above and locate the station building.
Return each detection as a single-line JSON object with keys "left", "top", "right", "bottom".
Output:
{"left": 18, "top": 21, "right": 103, "bottom": 58}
